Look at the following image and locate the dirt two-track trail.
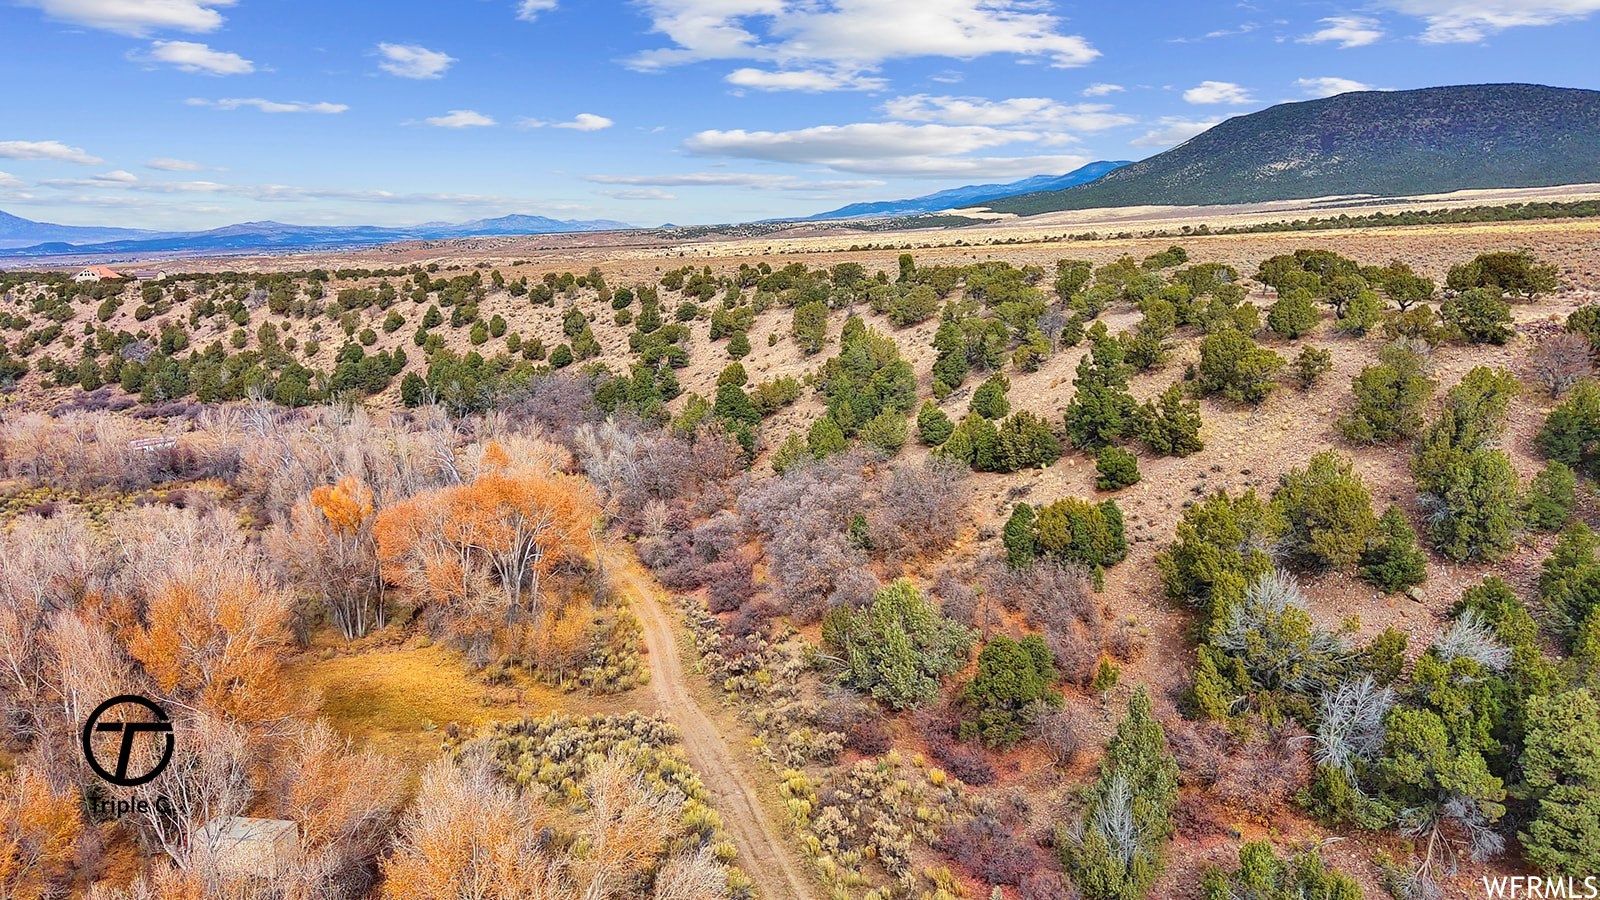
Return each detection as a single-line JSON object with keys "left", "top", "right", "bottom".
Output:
{"left": 605, "top": 548, "right": 818, "bottom": 900}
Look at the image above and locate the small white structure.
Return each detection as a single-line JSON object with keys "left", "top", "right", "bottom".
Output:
{"left": 130, "top": 269, "right": 168, "bottom": 281}
{"left": 73, "top": 265, "right": 124, "bottom": 283}
{"left": 193, "top": 817, "right": 299, "bottom": 878}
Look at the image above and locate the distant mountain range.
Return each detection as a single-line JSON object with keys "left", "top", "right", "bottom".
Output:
{"left": 803, "top": 161, "right": 1130, "bottom": 220}
{"left": 0, "top": 212, "right": 633, "bottom": 257}
{"left": 987, "top": 83, "right": 1600, "bottom": 216}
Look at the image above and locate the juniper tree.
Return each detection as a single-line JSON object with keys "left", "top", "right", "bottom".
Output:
{"left": 1267, "top": 288, "right": 1319, "bottom": 339}
{"left": 1271, "top": 450, "right": 1377, "bottom": 569}
{"left": 917, "top": 400, "right": 954, "bottom": 446}
{"left": 1518, "top": 689, "right": 1600, "bottom": 878}
{"left": 1064, "top": 322, "right": 1138, "bottom": 450}
{"left": 826, "top": 578, "right": 975, "bottom": 710}
{"left": 971, "top": 373, "right": 1011, "bottom": 419}
{"left": 1137, "top": 382, "right": 1204, "bottom": 457}
{"left": 1096, "top": 446, "right": 1141, "bottom": 491}
{"left": 1359, "top": 506, "right": 1427, "bottom": 593}
{"left": 1059, "top": 689, "right": 1178, "bottom": 900}
{"left": 1525, "top": 461, "right": 1577, "bottom": 532}
{"left": 1196, "top": 329, "right": 1284, "bottom": 403}
{"left": 960, "top": 634, "right": 1061, "bottom": 748}
{"left": 1338, "top": 342, "right": 1433, "bottom": 444}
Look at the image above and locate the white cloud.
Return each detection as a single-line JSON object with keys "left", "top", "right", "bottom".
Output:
{"left": 0, "top": 140, "right": 104, "bottom": 165}
{"left": 883, "top": 95, "right": 1135, "bottom": 131}
{"left": 1131, "top": 117, "right": 1221, "bottom": 148}
{"left": 726, "top": 68, "right": 886, "bottom": 92}
{"left": 687, "top": 122, "right": 1030, "bottom": 163}
{"left": 852, "top": 154, "right": 1094, "bottom": 179}
{"left": 22, "top": 0, "right": 233, "bottom": 36}
{"left": 187, "top": 97, "right": 348, "bottom": 114}
{"left": 520, "top": 113, "right": 615, "bottom": 131}
{"left": 1379, "top": 0, "right": 1600, "bottom": 42}
{"left": 585, "top": 172, "right": 885, "bottom": 190}
{"left": 376, "top": 43, "right": 455, "bottom": 79}
{"left": 94, "top": 170, "right": 139, "bottom": 183}
{"left": 628, "top": 0, "right": 1099, "bottom": 79}
{"left": 423, "top": 109, "right": 496, "bottom": 128}
{"left": 556, "top": 113, "right": 613, "bottom": 131}
{"left": 142, "top": 40, "right": 254, "bottom": 75}
{"left": 516, "top": 0, "right": 558, "bottom": 21}
{"left": 145, "top": 157, "right": 206, "bottom": 171}
{"left": 1296, "top": 76, "right": 1374, "bottom": 98}
{"left": 0, "top": 172, "right": 23, "bottom": 188}
{"left": 1298, "top": 16, "right": 1385, "bottom": 48}
{"left": 1183, "top": 81, "right": 1255, "bottom": 104}
{"left": 1082, "top": 83, "right": 1124, "bottom": 97}
{"left": 682, "top": 121, "right": 1094, "bottom": 177}
{"left": 600, "top": 188, "right": 678, "bottom": 201}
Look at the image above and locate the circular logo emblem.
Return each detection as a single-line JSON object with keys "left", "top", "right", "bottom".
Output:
{"left": 81, "top": 695, "right": 175, "bottom": 787}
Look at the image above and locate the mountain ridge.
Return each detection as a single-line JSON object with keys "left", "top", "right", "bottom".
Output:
{"left": 803, "top": 161, "right": 1130, "bottom": 220}
{"left": 0, "top": 211, "right": 634, "bottom": 257}
{"left": 987, "top": 83, "right": 1600, "bottom": 216}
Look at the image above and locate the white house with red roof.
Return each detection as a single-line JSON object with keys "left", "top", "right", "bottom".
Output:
{"left": 73, "top": 265, "right": 125, "bottom": 283}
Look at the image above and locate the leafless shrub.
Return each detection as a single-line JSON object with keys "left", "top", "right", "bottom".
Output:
{"left": 1314, "top": 675, "right": 1395, "bottom": 775}
{"left": 703, "top": 553, "right": 755, "bottom": 614}
{"left": 828, "top": 568, "right": 880, "bottom": 612}
{"left": 1170, "top": 719, "right": 1312, "bottom": 821}
{"left": 866, "top": 458, "right": 970, "bottom": 559}
{"left": 1211, "top": 570, "right": 1343, "bottom": 695}
{"left": 1032, "top": 705, "right": 1086, "bottom": 768}
{"left": 939, "top": 806, "right": 1046, "bottom": 885}
{"left": 1531, "top": 331, "right": 1592, "bottom": 397}
{"left": 739, "top": 454, "right": 869, "bottom": 621}
{"left": 1434, "top": 609, "right": 1512, "bottom": 673}
{"left": 983, "top": 560, "right": 1103, "bottom": 684}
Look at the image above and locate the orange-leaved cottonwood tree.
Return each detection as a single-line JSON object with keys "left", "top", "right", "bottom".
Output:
{"left": 374, "top": 442, "right": 598, "bottom": 652}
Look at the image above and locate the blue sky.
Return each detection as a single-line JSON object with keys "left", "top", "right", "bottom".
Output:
{"left": 2, "top": 0, "right": 1599, "bottom": 230}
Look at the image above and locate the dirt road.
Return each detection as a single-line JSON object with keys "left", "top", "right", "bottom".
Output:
{"left": 606, "top": 549, "right": 817, "bottom": 900}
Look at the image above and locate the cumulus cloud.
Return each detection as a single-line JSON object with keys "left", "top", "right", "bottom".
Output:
{"left": 1131, "top": 117, "right": 1221, "bottom": 148}
{"left": 0, "top": 140, "right": 104, "bottom": 165}
{"left": 423, "top": 109, "right": 497, "bottom": 128}
{"left": 628, "top": 0, "right": 1098, "bottom": 90}
{"left": 726, "top": 68, "right": 886, "bottom": 92}
{"left": 1379, "top": 0, "right": 1600, "bottom": 42}
{"left": 599, "top": 188, "right": 678, "bottom": 201}
{"left": 516, "top": 0, "right": 558, "bottom": 21}
{"left": 883, "top": 94, "right": 1135, "bottom": 131}
{"left": 682, "top": 121, "right": 1093, "bottom": 177}
{"left": 1298, "top": 15, "right": 1385, "bottom": 47}
{"left": 520, "top": 113, "right": 614, "bottom": 131}
{"left": 187, "top": 97, "right": 348, "bottom": 114}
{"left": 376, "top": 42, "right": 455, "bottom": 79}
{"left": 1082, "top": 83, "right": 1124, "bottom": 97}
{"left": 22, "top": 0, "right": 233, "bottom": 36}
{"left": 585, "top": 172, "right": 885, "bottom": 190}
{"left": 93, "top": 170, "right": 139, "bottom": 183}
{"left": 145, "top": 157, "right": 207, "bottom": 171}
{"left": 1296, "top": 76, "right": 1375, "bottom": 98}
{"left": 141, "top": 40, "right": 254, "bottom": 75}
{"left": 1183, "top": 81, "right": 1255, "bottom": 104}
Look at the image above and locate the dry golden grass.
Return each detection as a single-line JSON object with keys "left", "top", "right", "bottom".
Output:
{"left": 282, "top": 642, "right": 562, "bottom": 769}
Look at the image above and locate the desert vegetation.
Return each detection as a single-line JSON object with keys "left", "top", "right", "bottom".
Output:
{"left": 0, "top": 231, "right": 1596, "bottom": 899}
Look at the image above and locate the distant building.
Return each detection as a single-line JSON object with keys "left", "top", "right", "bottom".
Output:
{"left": 193, "top": 817, "right": 299, "bottom": 878}
{"left": 130, "top": 269, "right": 168, "bottom": 281}
{"left": 73, "top": 265, "right": 124, "bottom": 283}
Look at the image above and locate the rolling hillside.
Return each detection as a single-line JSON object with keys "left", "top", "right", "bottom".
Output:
{"left": 804, "top": 161, "right": 1129, "bottom": 220}
{"left": 988, "top": 83, "right": 1600, "bottom": 215}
